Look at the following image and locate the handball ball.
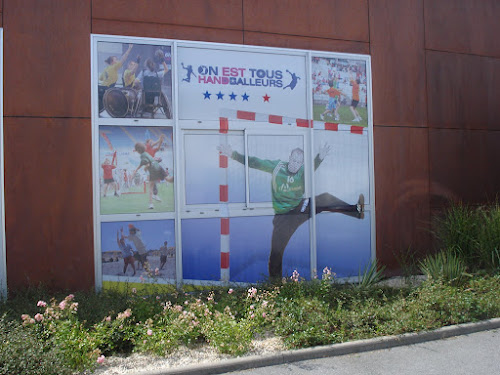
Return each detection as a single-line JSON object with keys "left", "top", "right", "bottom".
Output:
{"left": 154, "top": 49, "right": 165, "bottom": 63}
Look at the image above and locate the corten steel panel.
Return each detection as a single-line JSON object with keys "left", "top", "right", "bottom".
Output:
{"left": 369, "top": 0, "right": 427, "bottom": 127}
{"left": 244, "top": 32, "right": 369, "bottom": 54}
{"left": 425, "top": 0, "right": 500, "bottom": 58}
{"left": 92, "top": 20, "right": 244, "bottom": 44}
{"left": 4, "top": 118, "right": 94, "bottom": 290}
{"left": 243, "top": 0, "right": 368, "bottom": 42}
{"left": 426, "top": 51, "right": 500, "bottom": 131}
{"left": 429, "top": 129, "right": 500, "bottom": 208}
{"left": 92, "top": 0, "right": 243, "bottom": 30}
{"left": 4, "top": 0, "right": 91, "bottom": 118}
{"left": 374, "top": 126, "right": 431, "bottom": 271}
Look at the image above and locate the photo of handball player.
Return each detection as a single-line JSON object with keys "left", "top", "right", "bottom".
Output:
{"left": 312, "top": 56, "right": 368, "bottom": 126}
{"left": 99, "top": 126, "right": 174, "bottom": 215}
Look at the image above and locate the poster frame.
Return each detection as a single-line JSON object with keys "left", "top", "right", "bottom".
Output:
{"left": 91, "top": 33, "right": 375, "bottom": 289}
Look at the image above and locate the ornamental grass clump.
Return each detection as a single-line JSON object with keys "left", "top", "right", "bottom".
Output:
{"left": 419, "top": 250, "right": 468, "bottom": 286}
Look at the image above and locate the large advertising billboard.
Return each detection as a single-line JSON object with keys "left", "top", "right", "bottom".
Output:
{"left": 92, "top": 36, "right": 374, "bottom": 287}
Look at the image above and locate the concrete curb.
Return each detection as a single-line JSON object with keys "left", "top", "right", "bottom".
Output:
{"left": 131, "top": 318, "right": 500, "bottom": 375}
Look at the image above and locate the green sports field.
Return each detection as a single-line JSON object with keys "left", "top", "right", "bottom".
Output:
{"left": 313, "top": 104, "right": 368, "bottom": 127}
{"left": 100, "top": 182, "right": 174, "bottom": 214}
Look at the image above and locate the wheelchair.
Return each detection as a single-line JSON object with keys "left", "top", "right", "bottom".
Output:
{"left": 101, "top": 76, "right": 172, "bottom": 119}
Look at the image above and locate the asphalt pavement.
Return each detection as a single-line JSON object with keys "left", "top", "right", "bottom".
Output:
{"left": 221, "top": 328, "right": 500, "bottom": 375}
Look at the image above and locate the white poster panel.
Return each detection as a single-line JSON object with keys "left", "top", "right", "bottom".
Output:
{"left": 177, "top": 46, "right": 308, "bottom": 120}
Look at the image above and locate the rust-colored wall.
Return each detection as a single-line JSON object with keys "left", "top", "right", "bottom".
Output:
{"left": 3, "top": 0, "right": 94, "bottom": 290}
{"left": 3, "top": 0, "right": 499, "bottom": 289}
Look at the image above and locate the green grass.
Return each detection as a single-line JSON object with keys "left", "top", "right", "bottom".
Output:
{"left": 313, "top": 104, "right": 368, "bottom": 127}
{"left": 100, "top": 182, "right": 174, "bottom": 214}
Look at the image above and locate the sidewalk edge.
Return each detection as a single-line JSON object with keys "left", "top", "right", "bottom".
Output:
{"left": 132, "top": 317, "right": 500, "bottom": 375}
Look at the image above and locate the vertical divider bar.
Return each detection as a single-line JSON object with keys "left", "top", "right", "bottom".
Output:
{"left": 91, "top": 35, "right": 103, "bottom": 292}
{"left": 172, "top": 41, "right": 185, "bottom": 289}
{"left": 306, "top": 52, "right": 318, "bottom": 280}
{"left": 219, "top": 117, "right": 230, "bottom": 282}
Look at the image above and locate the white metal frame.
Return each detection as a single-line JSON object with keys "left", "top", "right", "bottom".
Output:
{"left": 91, "top": 34, "right": 375, "bottom": 289}
{"left": 0, "top": 29, "right": 6, "bottom": 299}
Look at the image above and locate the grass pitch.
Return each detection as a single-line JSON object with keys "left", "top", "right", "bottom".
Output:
{"left": 100, "top": 182, "right": 174, "bottom": 214}
{"left": 313, "top": 105, "right": 368, "bottom": 127}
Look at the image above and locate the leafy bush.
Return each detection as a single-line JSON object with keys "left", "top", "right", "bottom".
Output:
{"left": 0, "top": 315, "right": 73, "bottom": 375}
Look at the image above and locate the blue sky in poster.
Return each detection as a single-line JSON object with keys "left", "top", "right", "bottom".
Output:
{"left": 101, "top": 220, "right": 175, "bottom": 254}
{"left": 182, "top": 216, "right": 310, "bottom": 283}
{"left": 182, "top": 212, "right": 370, "bottom": 283}
{"left": 316, "top": 212, "right": 371, "bottom": 278}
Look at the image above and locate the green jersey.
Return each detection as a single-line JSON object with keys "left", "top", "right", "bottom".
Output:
{"left": 232, "top": 151, "right": 322, "bottom": 214}
{"left": 140, "top": 152, "right": 164, "bottom": 181}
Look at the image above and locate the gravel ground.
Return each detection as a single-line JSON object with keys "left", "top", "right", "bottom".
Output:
{"left": 92, "top": 335, "right": 284, "bottom": 375}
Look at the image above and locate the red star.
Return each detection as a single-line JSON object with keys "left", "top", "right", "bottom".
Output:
{"left": 263, "top": 94, "right": 270, "bottom": 102}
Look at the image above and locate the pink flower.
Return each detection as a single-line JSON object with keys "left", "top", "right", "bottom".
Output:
{"left": 34, "top": 313, "right": 44, "bottom": 322}
{"left": 59, "top": 301, "right": 67, "bottom": 310}
{"left": 155, "top": 268, "right": 159, "bottom": 276}
{"left": 96, "top": 355, "right": 105, "bottom": 364}
{"left": 67, "top": 294, "right": 75, "bottom": 301}
{"left": 21, "top": 314, "right": 30, "bottom": 321}
{"left": 291, "top": 269, "right": 300, "bottom": 282}
{"left": 70, "top": 302, "right": 78, "bottom": 311}
{"left": 156, "top": 295, "right": 160, "bottom": 300}
{"left": 250, "top": 313, "right": 255, "bottom": 319}
{"left": 147, "top": 329, "right": 153, "bottom": 336}
{"left": 262, "top": 312, "right": 267, "bottom": 318}
{"left": 228, "top": 288, "right": 234, "bottom": 294}
{"left": 105, "top": 316, "right": 111, "bottom": 322}
{"left": 247, "top": 287, "right": 257, "bottom": 298}
{"left": 37, "top": 301, "right": 47, "bottom": 308}
{"left": 262, "top": 300, "right": 268, "bottom": 308}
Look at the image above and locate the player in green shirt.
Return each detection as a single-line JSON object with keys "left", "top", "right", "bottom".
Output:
{"left": 218, "top": 144, "right": 365, "bottom": 279}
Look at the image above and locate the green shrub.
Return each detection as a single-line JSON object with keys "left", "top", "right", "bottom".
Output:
{"left": 419, "top": 250, "right": 467, "bottom": 285}
{"left": 274, "top": 297, "right": 341, "bottom": 348}
{"left": 93, "top": 309, "right": 137, "bottom": 356}
{"left": 476, "top": 203, "right": 500, "bottom": 271}
{"left": 0, "top": 316, "right": 73, "bottom": 375}
{"left": 357, "top": 260, "right": 386, "bottom": 289}
{"left": 433, "top": 202, "right": 480, "bottom": 266}
{"left": 202, "top": 309, "right": 254, "bottom": 355}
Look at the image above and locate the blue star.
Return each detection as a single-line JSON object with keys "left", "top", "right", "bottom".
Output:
{"left": 203, "top": 91, "right": 211, "bottom": 99}
{"left": 216, "top": 91, "right": 224, "bottom": 100}
{"left": 229, "top": 92, "right": 237, "bottom": 101}
{"left": 242, "top": 92, "right": 249, "bottom": 101}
